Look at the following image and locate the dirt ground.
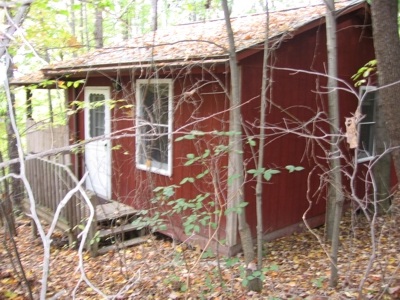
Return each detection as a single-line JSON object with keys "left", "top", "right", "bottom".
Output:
{"left": 1, "top": 204, "right": 400, "bottom": 299}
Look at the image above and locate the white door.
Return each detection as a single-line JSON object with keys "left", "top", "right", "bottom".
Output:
{"left": 84, "top": 87, "right": 111, "bottom": 199}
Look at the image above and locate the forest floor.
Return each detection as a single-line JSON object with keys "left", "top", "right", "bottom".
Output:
{"left": 1, "top": 201, "right": 400, "bottom": 300}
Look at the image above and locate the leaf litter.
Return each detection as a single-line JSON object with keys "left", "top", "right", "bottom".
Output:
{"left": 1, "top": 199, "right": 400, "bottom": 299}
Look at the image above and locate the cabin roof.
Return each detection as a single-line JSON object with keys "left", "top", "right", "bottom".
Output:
{"left": 13, "top": 0, "right": 367, "bottom": 83}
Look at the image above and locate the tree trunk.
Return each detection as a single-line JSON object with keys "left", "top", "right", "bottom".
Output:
{"left": 6, "top": 60, "right": 24, "bottom": 211}
{"left": 45, "top": 50, "right": 54, "bottom": 123}
{"left": 0, "top": 1, "right": 32, "bottom": 57}
{"left": 371, "top": 0, "right": 400, "bottom": 184}
{"left": 324, "top": 0, "right": 344, "bottom": 287}
{"left": 221, "top": 0, "right": 261, "bottom": 292}
{"left": 94, "top": 3, "right": 103, "bottom": 49}
{"left": 0, "top": 151, "right": 16, "bottom": 237}
{"left": 0, "top": 0, "right": 32, "bottom": 213}
{"left": 81, "top": 2, "right": 89, "bottom": 50}
{"left": 151, "top": 0, "right": 158, "bottom": 31}
{"left": 255, "top": 0, "right": 270, "bottom": 282}
{"left": 373, "top": 92, "right": 392, "bottom": 214}
{"left": 68, "top": 0, "right": 76, "bottom": 37}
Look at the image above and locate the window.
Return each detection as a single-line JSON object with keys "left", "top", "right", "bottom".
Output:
{"left": 136, "top": 79, "right": 173, "bottom": 175}
{"left": 89, "top": 93, "right": 106, "bottom": 137}
{"left": 358, "top": 86, "right": 377, "bottom": 162}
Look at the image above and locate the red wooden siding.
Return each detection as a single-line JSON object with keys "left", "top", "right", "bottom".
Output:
{"left": 70, "top": 71, "right": 234, "bottom": 244}
{"left": 64, "top": 8, "right": 380, "bottom": 253}
{"left": 239, "top": 12, "right": 376, "bottom": 238}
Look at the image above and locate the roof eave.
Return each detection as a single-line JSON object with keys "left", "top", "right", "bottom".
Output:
{"left": 41, "top": 57, "right": 230, "bottom": 77}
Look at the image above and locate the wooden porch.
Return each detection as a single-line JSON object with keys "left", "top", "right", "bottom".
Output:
{"left": 24, "top": 157, "right": 148, "bottom": 256}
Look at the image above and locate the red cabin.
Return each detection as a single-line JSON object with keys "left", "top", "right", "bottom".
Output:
{"left": 16, "top": 1, "right": 390, "bottom": 255}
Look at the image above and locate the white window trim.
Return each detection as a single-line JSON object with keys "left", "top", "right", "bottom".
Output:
{"left": 357, "top": 85, "right": 377, "bottom": 163}
{"left": 135, "top": 79, "right": 173, "bottom": 176}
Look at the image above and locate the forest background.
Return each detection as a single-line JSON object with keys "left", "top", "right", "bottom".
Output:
{"left": 2, "top": 0, "right": 400, "bottom": 299}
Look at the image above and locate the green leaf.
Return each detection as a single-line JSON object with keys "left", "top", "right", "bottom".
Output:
{"left": 202, "top": 149, "right": 210, "bottom": 159}
{"left": 180, "top": 177, "right": 195, "bottom": 184}
{"left": 263, "top": 169, "right": 281, "bottom": 181}
{"left": 163, "top": 186, "right": 176, "bottom": 197}
{"left": 180, "top": 284, "right": 188, "bottom": 292}
{"left": 269, "top": 264, "right": 279, "bottom": 271}
{"left": 247, "top": 168, "right": 265, "bottom": 176}
{"left": 153, "top": 186, "right": 164, "bottom": 192}
{"left": 74, "top": 80, "right": 84, "bottom": 88}
{"left": 242, "top": 278, "right": 249, "bottom": 287}
{"left": 196, "top": 169, "right": 209, "bottom": 179}
{"left": 227, "top": 174, "right": 240, "bottom": 186}
{"left": 285, "top": 165, "right": 304, "bottom": 173}
{"left": 247, "top": 137, "right": 256, "bottom": 147}
{"left": 175, "top": 134, "right": 195, "bottom": 141}
{"left": 225, "top": 257, "right": 240, "bottom": 267}
{"left": 239, "top": 201, "right": 249, "bottom": 208}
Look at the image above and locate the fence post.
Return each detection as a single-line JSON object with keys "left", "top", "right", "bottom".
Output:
{"left": 87, "top": 191, "right": 98, "bottom": 257}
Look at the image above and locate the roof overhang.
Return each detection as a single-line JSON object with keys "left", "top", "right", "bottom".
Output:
{"left": 11, "top": 1, "right": 370, "bottom": 86}
{"left": 41, "top": 57, "right": 230, "bottom": 78}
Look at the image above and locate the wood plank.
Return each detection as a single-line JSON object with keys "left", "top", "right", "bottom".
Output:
{"left": 98, "top": 223, "right": 144, "bottom": 239}
{"left": 96, "top": 201, "right": 139, "bottom": 222}
{"left": 96, "top": 235, "right": 149, "bottom": 255}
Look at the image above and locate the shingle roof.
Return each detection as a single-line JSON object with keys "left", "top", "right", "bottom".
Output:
{"left": 17, "top": 0, "right": 367, "bottom": 82}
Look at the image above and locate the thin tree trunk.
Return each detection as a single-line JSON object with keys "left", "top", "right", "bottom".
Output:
{"left": 371, "top": 0, "right": 400, "bottom": 184}
{"left": 1, "top": 0, "right": 32, "bottom": 212}
{"left": 373, "top": 94, "right": 392, "bottom": 214}
{"left": 94, "top": 3, "right": 103, "bottom": 49}
{"left": 221, "top": 0, "right": 261, "bottom": 292}
{"left": 0, "top": 151, "right": 16, "bottom": 237}
{"left": 68, "top": 0, "right": 79, "bottom": 57}
{"left": 69, "top": 0, "right": 76, "bottom": 36}
{"left": 6, "top": 59, "right": 24, "bottom": 211}
{"left": 255, "top": 0, "right": 270, "bottom": 282}
{"left": 81, "top": 2, "right": 89, "bottom": 50}
{"left": 0, "top": 1, "right": 32, "bottom": 57}
{"left": 151, "top": 0, "right": 158, "bottom": 31}
{"left": 324, "top": 0, "right": 343, "bottom": 287}
{"left": 45, "top": 50, "right": 54, "bottom": 122}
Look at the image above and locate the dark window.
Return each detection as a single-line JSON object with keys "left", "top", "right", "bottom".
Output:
{"left": 136, "top": 80, "right": 172, "bottom": 175}
{"left": 89, "top": 93, "right": 106, "bottom": 137}
{"left": 358, "top": 87, "right": 376, "bottom": 161}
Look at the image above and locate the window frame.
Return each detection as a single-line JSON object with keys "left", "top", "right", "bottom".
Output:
{"left": 135, "top": 79, "right": 173, "bottom": 176}
{"left": 357, "top": 85, "right": 377, "bottom": 163}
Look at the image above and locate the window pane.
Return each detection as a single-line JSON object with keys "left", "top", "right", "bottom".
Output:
{"left": 359, "top": 123, "right": 375, "bottom": 156}
{"left": 361, "top": 92, "right": 375, "bottom": 123}
{"left": 89, "top": 93, "right": 105, "bottom": 137}
{"left": 136, "top": 80, "right": 172, "bottom": 175}
{"left": 138, "top": 125, "right": 169, "bottom": 169}
{"left": 358, "top": 88, "right": 376, "bottom": 159}
{"left": 140, "top": 83, "right": 169, "bottom": 125}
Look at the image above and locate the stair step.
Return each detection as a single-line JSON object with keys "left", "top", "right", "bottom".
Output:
{"left": 97, "top": 235, "right": 149, "bottom": 255}
{"left": 96, "top": 201, "right": 139, "bottom": 223}
{"left": 98, "top": 223, "right": 145, "bottom": 239}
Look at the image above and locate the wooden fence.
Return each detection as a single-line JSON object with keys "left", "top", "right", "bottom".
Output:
{"left": 26, "top": 119, "right": 70, "bottom": 165}
{"left": 25, "top": 157, "right": 94, "bottom": 245}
